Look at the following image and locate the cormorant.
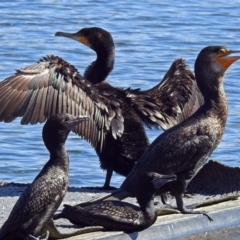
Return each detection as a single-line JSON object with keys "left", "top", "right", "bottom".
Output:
{"left": 0, "top": 114, "right": 89, "bottom": 239}
{"left": 55, "top": 27, "right": 202, "bottom": 187}
{"left": 54, "top": 172, "right": 169, "bottom": 233}
{"left": 79, "top": 46, "right": 240, "bottom": 218}
{"left": 0, "top": 27, "right": 203, "bottom": 190}
{"left": 56, "top": 27, "right": 115, "bottom": 84}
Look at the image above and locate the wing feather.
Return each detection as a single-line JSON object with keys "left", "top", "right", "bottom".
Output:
{"left": 0, "top": 55, "right": 124, "bottom": 151}
{"left": 124, "top": 58, "right": 203, "bottom": 130}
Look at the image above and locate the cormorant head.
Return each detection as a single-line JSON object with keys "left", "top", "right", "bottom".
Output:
{"left": 194, "top": 46, "right": 240, "bottom": 93}
{"left": 55, "top": 27, "right": 114, "bottom": 53}
{"left": 42, "top": 113, "right": 89, "bottom": 152}
{"left": 196, "top": 46, "right": 240, "bottom": 72}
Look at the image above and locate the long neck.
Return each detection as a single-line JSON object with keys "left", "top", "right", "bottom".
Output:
{"left": 84, "top": 47, "right": 115, "bottom": 84}
{"left": 44, "top": 130, "right": 69, "bottom": 166}
{"left": 195, "top": 63, "right": 228, "bottom": 110}
{"left": 50, "top": 144, "right": 68, "bottom": 162}
{"left": 141, "top": 197, "right": 155, "bottom": 216}
{"left": 137, "top": 190, "right": 156, "bottom": 215}
{"left": 195, "top": 68, "right": 228, "bottom": 131}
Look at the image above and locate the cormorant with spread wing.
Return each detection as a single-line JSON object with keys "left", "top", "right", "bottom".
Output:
{"left": 0, "top": 27, "right": 203, "bottom": 189}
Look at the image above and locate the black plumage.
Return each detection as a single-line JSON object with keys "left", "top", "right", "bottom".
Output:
{"left": 55, "top": 27, "right": 203, "bottom": 189}
{"left": 54, "top": 172, "right": 168, "bottom": 233}
{"left": 0, "top": 27, "right": 202, "bottom": 190}
{"left": 187, "top": 160, "right": 240, "bottom": 196}
{"left": 0, "top": 114, "right": 89, "bottom": 239}
{"left": 81, "top": 46, "right": 240, "bottom": 218}
{"left": 121, "top": 46, "right": 240, "bottom": 216}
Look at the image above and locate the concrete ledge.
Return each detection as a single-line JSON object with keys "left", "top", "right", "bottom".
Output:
{"left": 1, "top": 184, "right": 240, "bottom": 240}
{"left": 55, "top": 198, "right": 240, "bottom": 240}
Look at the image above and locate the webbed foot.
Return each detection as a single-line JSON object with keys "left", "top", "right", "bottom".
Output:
{"left": 179, "top": 206, "right": 213, "bottom": 222}
{"left": 155, "top": 177, "right": 213, "bottom": 222}
{"left": 176, "top": 195, "right": 213, "bottom": 221}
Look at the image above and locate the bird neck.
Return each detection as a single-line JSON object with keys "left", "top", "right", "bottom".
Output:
{"left": 43, "top": 130, "right": 69, "bottom": 164}
{"left": 49, "top": 145, "right": 69, "bottom": 163}
{"left": 140, "top": 196, "right": 156, "bottom": 221}
{"left": 194, "top": 70, "right": 228, "bottom": 133}
{"left": 203, "top": 85, "right": 227, "bottom": 110}
{"left": 84, "top": 47, "right": 115, "bottom": 84}
{"left": 137, "top": 191, "right": 155, "bottom": 215}
{"left": 195, "top": 67, "right": 228, "bottom": 111}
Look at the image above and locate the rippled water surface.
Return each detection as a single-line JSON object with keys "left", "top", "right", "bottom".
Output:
{"left": 1, "top": 0, "right": 240, "bottom": 187}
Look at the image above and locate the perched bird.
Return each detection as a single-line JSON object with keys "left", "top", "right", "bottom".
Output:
{"left": 81, "top": 46, "right": 240, "bottom": 219}
{"left": 0, "top": 114, "right": 89, "bottom": 239}
{"left": 54, "top": 172, "right": 169, "bottom": 233}
{"left": 56, "top": 27, "right": 202, "bottom": 188}
{"left": 0, "top": 27, "right": 202, "bottom": 190}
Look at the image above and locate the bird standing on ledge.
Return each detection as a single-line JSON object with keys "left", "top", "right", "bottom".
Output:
{"left": 120, "top": 46, "right": 240, "bottom": 218}
{"left": 0, "top": 27, "right": 202, "bottom": 190}
{"left": 55, "top": 27, "right": 203, "bottom": 189}
{"left": 80, "top": 46, "right": 240, "bottom": 220}
{"left": 0, "top": 114, "right": 89, "bottom": 239}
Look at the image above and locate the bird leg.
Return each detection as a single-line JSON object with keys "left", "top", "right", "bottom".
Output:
{"left": 175, "top": 194, "right": 213, "bottom": 221}
{"left": 153, "top": 175, "right": 176, "bottom": 206}
{"left": 156, "top": 178, "right": 213, "bottom": 221}
{"left": 81, "top": 169, "right": 117, "bottom": 190}
{"left": 102, "top": 169, "right": 118, "bottom": 190}
{"left": 160, "top": 193, "right": 169, "bottom": 205}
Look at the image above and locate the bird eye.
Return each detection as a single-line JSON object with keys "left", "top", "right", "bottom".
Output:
{"left": 219, "top": 48, "right": 228, "bottom": 54}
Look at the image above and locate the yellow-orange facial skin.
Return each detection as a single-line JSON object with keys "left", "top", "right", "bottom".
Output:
{"left": 79, "top": 36, "right": 90, "bottom": 47}
{"left": 216, "top": 50, "right": 240, "bottom": 68}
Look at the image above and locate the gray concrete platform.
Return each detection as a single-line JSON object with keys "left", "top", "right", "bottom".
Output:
{"left": 54, "top": 199, "right": 240, "bottom": 240}
{"left": 1, "top": 183, "right": 240, "bottom": 239}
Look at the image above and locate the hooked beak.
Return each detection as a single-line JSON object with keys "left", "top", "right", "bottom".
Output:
{"left": 64, "top": 115, "right": 89, "bottom": 131}
{"left": 216, "top": 50, "right": 240, "bottom": 68}
{"left": 55, "top": 31, "right": 89, "bottom": 46}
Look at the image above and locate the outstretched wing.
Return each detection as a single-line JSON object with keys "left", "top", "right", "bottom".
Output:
{"left": 124, "top": 58, "right": 204, "bottom": 130}
{"left": 0, "top": 55, "right": 124, "bottom": 150}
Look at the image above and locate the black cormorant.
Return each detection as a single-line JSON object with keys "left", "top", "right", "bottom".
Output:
{"left": 0, "top": 27, "right": 203, "bottom": 189}
{"left": 56, "top": 27, "right": 115, "bottom": 84}
{"left": 80, "top": 46, "right": 240, "bottom": 218}
{"left": 55, "top": 27, "right": 203, "bottom": 188}
{"left": 0, "top": 114, "right": 89, "bottom": 239}
{"left": 54, "top": 172, "right": 169, "bottom": 233}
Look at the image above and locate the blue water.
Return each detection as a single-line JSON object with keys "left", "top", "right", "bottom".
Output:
{"left": 1, "top": 0, "right": 240, "bottom": 188}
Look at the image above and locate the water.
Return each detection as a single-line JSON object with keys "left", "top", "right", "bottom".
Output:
{"left": 1, "top": 0, "right": 240, "bottom": 188}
